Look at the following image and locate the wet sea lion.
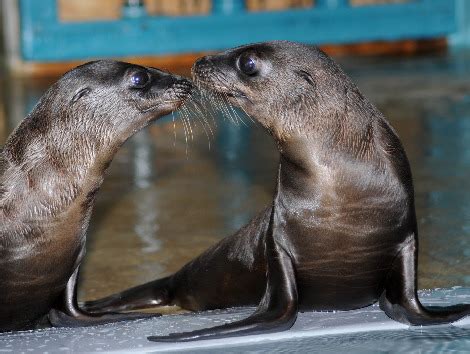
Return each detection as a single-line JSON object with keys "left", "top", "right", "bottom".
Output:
{"left": 0, "top": 60, "right": 192, "bottom": 332}
{"left": 83, "top": 41, "right": 469, "bottom": 341}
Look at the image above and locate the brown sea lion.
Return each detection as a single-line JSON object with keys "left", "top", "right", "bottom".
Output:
{"left": 83, "top": 42, "right": 469, "bottom": 342}
{"left": 0, "top": 60, "right": 192, "bottom": 332}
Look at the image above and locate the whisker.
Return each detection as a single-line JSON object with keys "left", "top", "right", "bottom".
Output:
{"left": 196, "top": 114, "right": 212, "bottom": 150}
{"left": 178, "top": 111, "right": 190, "bottom": 156}
{"left": 188, "top": 96, "right": 214, "bottom": 139}
{"left": 182, "top": 104, "right": 194, "bottom": 142}
{"left": 171, "top": 111, "right": 177, "bottom": 147}
{"left": 194, "top": 88, "right": 217, "bottom": 126}
{"left": 233, "top": 98, "right": 256, "bottom": 124}
{"left": 216, "top": 92, "right": 235, "bottom": 125}
{"left": 221, "top": 92, "right": 238, "bottom": 125}
{"left": 223, "top": 92, "right": 250, "bottom": 127}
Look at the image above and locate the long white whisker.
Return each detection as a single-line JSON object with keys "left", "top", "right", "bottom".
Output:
{"left": 179, "top": 112, "right": 189, "bottom": 156}
{"left": 171, "top": 110, "right": 177, "bottom": 146}
{"left": 182, "top": 104, "right": 194, "bottom": 142}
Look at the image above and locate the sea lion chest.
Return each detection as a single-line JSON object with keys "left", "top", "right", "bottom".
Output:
{"left": 276, "top": 164, "right": 411, "bottom": 310}
{"left": 0, "top": 197, "right": 90, "bottom": 330}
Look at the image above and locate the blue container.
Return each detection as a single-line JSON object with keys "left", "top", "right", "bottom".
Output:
{"left": 18, "top": 0, "right": 457, "bottom": 62}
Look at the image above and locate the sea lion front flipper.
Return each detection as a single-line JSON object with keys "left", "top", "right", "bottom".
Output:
{"left": 148, "top": 210, "right": 298, "bottom": 342}
{"left": 48, "top": 266, "right": 160, "bottom": 328}
{"left": 380, "top": 235, "right": 470, "bottom": 325}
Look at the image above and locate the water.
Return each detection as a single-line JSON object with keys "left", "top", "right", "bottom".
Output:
{"left": 0, "top": 51, "right": 469, "bottom": 319}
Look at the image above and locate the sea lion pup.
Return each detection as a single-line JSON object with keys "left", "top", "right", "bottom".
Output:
{"left": 83, "top": 41, "right": 469, "bottom": 341}
{"left": 0, "top": 60, "right": 192, "bottom": 332}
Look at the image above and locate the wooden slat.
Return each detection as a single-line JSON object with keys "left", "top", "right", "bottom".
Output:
{"left": 145, "top": 0, "right": 211, "bottom": 16}
{"left": 57, "top": 0, "right": 414, "bottom": 21}
{"left": 58, "top": 0, "right": 123, "bottom": 22}
{"left": 58, "top": 0, "right": 212, "bottom": 22}
{"left": 246, "top": 0, "right": 314, "bottom": 11}
{"left": 350, "top": 0, "right": 410, "bottom": 6}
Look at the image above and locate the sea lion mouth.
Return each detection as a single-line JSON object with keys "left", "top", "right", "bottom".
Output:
{"left": 194, "top": 76, "right": 250, "bottom": 103}
{"left": 191, "top": 62, "right": 250, "bottom": 102}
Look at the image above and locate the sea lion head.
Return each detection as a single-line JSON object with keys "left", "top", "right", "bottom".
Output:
{"left": 192, "top": 41, "right": 354, "bottom": 142}
{"left": 5, "top": 60, "right": 192, "bottom": 168}
{"left": 57, "top": 60, "right": 193, "bottom": 146}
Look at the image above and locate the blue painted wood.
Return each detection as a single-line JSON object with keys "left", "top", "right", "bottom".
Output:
{"left": 316, "top": 0, "right": 350, "bottom": 8}
{"left": 18, "top": 0, "right": 457, "bottom": 62}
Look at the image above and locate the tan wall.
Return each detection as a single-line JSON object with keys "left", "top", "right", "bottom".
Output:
{"left": 58, "top": 0, "right": 411, "bottom": 22}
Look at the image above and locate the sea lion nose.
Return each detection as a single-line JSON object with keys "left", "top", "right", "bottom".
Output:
{"left": 150, "top": 71, "right": 178, "bottom": 90}
{"left": 192, "top": 56, "right": 213, "bottom": 79}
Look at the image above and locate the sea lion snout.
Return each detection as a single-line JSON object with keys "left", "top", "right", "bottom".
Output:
{"left": 134, "top": 68, "right": 192, "bottom": 99}
{"left": 168, "top": 77, "right": 193, "bottom": 99}
{"left": 191, "top": 56, "right": 215, "bottom": 86}
{"left": 191, "top": 56, "right": 246, "bottom": 101}
{"left": 129, "top": 69, "right": 193, "bottom": 115}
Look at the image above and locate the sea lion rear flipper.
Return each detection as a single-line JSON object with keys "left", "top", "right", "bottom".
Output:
{"left": 380, "top": 235, "right": 470, "bottom": 325}
{"left": 148, "top": 210, "right": 298, "bottom": 342}
{"left": 82, "top": 276, "right": 172, "bottom": 313}
{"left": 47, "top": 308, "right": 157, "bottom": 328}
{"left": 49, "top": 266, "right": 160, "bottom": 328}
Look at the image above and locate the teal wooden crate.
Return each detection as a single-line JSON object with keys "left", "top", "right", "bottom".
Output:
{"left": 18, "top": 0, "right": 457, "bottom": 62}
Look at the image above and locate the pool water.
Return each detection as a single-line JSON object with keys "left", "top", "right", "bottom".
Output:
{"left": 0, "top": 50, "right": 469, "bottom": 307}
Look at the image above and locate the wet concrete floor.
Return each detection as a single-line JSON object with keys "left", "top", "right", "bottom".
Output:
{"left": 0, "top": 50, "right": 469, "bottom": 308}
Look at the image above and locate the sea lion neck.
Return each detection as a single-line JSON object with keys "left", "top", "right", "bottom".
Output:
{"left": 1, "top": 108, "right": 113, "bottom": 221}
{"left": 275, "top": 135, "right": 329, "bottom": 203}
{"left": 274, "top": 111, "right": 378, "bottom": 205}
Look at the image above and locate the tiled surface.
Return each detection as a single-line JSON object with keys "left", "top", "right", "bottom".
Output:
{"left": 0, "top": 287, "right": 469, "bottom": 353}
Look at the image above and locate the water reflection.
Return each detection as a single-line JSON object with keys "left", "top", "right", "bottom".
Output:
{"left": 214, "top": 115, "right": 256, "bottom": 231}
{"left": 132, "top": 130, "right": 161, "bottom": 254}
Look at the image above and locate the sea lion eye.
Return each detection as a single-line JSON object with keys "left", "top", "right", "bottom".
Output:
{"left": 130, "top": 71, "right": 150, "bottom": 88}
{"left": 238, "top": 54, "right": 258, "bottom": 76}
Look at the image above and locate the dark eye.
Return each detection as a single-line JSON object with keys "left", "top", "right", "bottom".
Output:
{"left": 130, "top": 71, "right": 150, "bottom": 88}
{"left": 238, "top": 54, "right": 258, "bottom": 76}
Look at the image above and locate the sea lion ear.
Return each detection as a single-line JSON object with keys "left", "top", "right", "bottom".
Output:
{"left": 72, "top": 87, "right": 91, "bottom": 103}
{"left": 294, "top": 70, "right": 315, "bottom": 88}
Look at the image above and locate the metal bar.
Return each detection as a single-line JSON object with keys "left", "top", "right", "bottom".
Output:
{"left": 450, "top": 0, "right": 470, "bottom": 47}
{"left": 316, "top": 0, "right": 350, "bottom": 8}
{"left": 212, "top": 0, "right": 246, "bottom": 14}
{"left": 122, "top": 0, "right": 148, "bottom": 18}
